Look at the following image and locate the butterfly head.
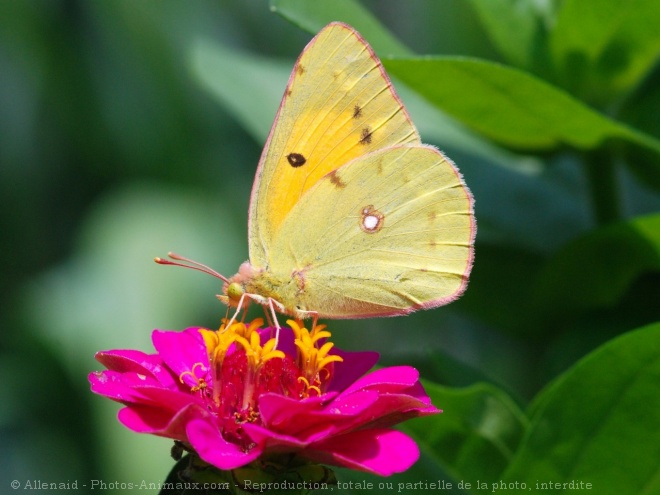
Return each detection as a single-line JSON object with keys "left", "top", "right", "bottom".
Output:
{"left": 222, "top": 261, "right": 261, "bottom": 306}
{"left": 225, "top": 281, "right": 244, "bottom": 304}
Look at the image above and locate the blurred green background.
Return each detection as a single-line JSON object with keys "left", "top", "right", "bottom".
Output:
{"left": 2, "top": 0, "right": 659, "bottom": 493}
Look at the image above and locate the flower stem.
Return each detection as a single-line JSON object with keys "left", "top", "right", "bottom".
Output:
{"left": 160, "top": 453, "right": 336, "bottom": 495}
{"left": 584, "top": 147, "right": 621, "bottom": 226}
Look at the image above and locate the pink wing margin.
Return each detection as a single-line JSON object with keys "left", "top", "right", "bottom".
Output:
{"left": 410, "top": 151, "right": 476, "bottom": 315}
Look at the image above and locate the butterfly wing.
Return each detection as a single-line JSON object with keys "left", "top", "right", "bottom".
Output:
{"left": 248, "top": 22, "right": 420, "bottom": 266}
{"left": 266, "top": 145, "right": 475, "bottom": 318}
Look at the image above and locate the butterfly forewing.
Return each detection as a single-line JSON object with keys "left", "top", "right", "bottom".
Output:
{"left": 249, "top": 22, "right": 420, "bottom": 265}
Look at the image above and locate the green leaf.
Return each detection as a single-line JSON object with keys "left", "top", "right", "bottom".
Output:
{"left": 549, "top": 0, "right": 660, "bottom": 107}
{"left": 404, "top": 382, "right": 527, "bottom": 485}
{"left": 396, "top": 347, "right": 504, "bottom": 391}
{"left": 384, "top": 57, "right": 660, "bottom": 156}
{"left": 503, "top": 322, "right": 660, "bottom": 494}
{"left": 269, "top": 0, "right": 411, "bottom": 56}
{"left": 456, "top": 244, "right": 545, "bottom": 335}
{"left": 467, "top": 0, "right": 547, "bottom": 68}
{"left": 620, "top": 71, "right": 660, "bottom": 189}
{"left": 191, "top": 39, "right": 291, "bottom": 143}
{"left": 532, "top": 213, "right": 660, "bottom": 315}
{"left": 625, "top": 144, "right": 660, "bottom": 192}
{"left": 393, "top": 82, "right": 539, "bottom": 175}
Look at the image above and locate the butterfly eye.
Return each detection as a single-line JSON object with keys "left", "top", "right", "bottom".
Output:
{"left": 226, "top": 282, "right": 245, "bottom": 302}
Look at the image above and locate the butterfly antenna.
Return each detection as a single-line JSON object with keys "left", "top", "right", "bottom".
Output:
{"left": 154, "top": 252, "right": 230, "bottom": 283}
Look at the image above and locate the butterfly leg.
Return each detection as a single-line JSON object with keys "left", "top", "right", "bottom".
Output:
{"left": 262, "top": 303, "right": 276, "bottom": 328}
{"left": 223, "top": 292, "right": 253, "bottom": 330}
{"left": 265, "top": 297, "right": 292, "bottom": 349}
{"left": 224, "top": 292, "right": 287, "bottom": 349}
{"left": 292, "top": 309, "right": 320, "bottom": 331}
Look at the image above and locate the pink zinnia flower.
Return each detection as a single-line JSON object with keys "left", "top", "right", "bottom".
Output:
{"left": 89, "top": 320, "right": 440, "bottom": 476}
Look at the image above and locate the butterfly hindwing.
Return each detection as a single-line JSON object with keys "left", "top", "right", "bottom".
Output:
{"left": 248, "top": 22, "right": 420, "bottom": 266}
{"left": 266, "top": 145, "right": 475, "bottom": 318}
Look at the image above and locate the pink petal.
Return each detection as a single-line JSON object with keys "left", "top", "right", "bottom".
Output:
{"left": 258, "top": 391, "right": 380, "bottom": 441}
{"left": 94, "top": 349, "right": 154, "bottom": 371}
{"left": 297, "top": 392, "right": 437, "bottom": 440}
{"left": 306, "top": 429, "right": 420, "bottom": 476}
{"left": 129, "top": 384, "right": 203, "bottom": 412}
{"left": 346, "top": 393, "right": 441, "bottom": 431}
{"left": 119, "top": 404, "right": 178, "bottom": 435}
{"left": 257, "top": 393, "right": 333, "bottom": 427}
{"left": 341, "top": 366, "right": 420, "bottom": 397}
{"left": 244, "top": 410, "right": 337, "bottom": 448}
{"left": 89, "top": 370, "right": 159, "bottom": 403}
{"left": 397, "top": 380, "right": 435, "bottom": 406}
{"left": 94, "top": 350, "right": 177, "bottom": 388}
{"left": 289, "top": 392, "right": 381, "bottom": 441}
{"left": 152, "top": 328, "right": 210, "bottom": 387}
{"left": 241, "top": 422, "right": 307, "bottom": 450}
{"left": 90, "top": 370, "right": 199, "bottom": 413}
{"left": 118, "top": 402, "right": 207, "bottom": 440}
{"left": 186, "top": 418, "right": 262, "bottom": 470}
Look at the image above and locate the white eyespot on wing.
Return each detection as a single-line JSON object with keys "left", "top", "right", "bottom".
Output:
{"left": 364, "top": 215, "right": 379, "bottom": 230}
{"left": 360, "top": 205, "right": 384, "bottom": 233}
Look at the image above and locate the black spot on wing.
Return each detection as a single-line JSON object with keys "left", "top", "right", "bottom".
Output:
{"left": 287, "top": 153, "right": 307, "bottom": 167}
{"left": 359, "top": 126, "right": 373, "bottom": 145}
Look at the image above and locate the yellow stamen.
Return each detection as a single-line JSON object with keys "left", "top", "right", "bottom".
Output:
{"left": 179, "top": 362, "right": 208, "bottom": 393}
{"left": 229, "top": 327, "right": 285, "bottom": 410}
{"left": 297, "top": 376, "right": 322, "bottom": 397}
{"left": 234, "top": 408, "right": 260, "bottom": 424}
{"left": 200, "top": 317, "right": 266, "bottom": 368}
{"left": 235, "top": 333, "right": 285, "bottom": 371}
{"left": 288, "top": 319, "right": 343, "bottom": 398}
{"left": 245, "top": 318, "right": 264, "bottom": 338}
{"left": 201, "top": 328, "right": 232, "bottom": 360}
{"left": 199, "top": 319, "right": 265, "bottom": 406}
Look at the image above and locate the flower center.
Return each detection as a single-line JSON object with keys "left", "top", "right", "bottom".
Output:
{"left": 184, "top": 319, "right": 343, "bottom": 450}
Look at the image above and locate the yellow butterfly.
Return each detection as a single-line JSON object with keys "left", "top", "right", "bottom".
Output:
{"left": 158, "top": 22, "right": 475, "bottom": 330}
